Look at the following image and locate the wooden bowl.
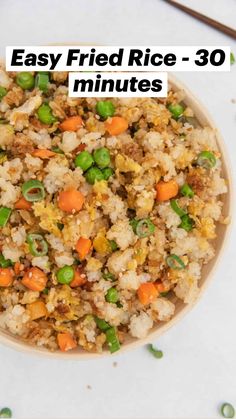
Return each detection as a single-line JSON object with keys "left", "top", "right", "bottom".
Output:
{"left": 0, "top": 73, "right": 232, "bottom": 359}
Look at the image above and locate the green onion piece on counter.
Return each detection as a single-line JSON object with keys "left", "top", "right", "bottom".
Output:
{"left": 96, "top": 100, "right": 115, "bottom": 119}
{"left": 230, "top": 52, "right": 235, "bottom": 65}
{"left": 37, "top": 103, "right": 57, "bottom": 125}
{"left": 105, "top": 287, "right": 119, "bottom": 303}
{"left": 74, "top": 151, "right": 94, "bottom": 171}
{"left": 179, "top": 214, "right": 195, "bottom": 232}
{"left": 134, "top": 218, "right": 155, "bottom": 238}
{"left": 106, "top": 327, "right": 120, "bottom": 353}
{"left": 0, "top": 86, "right": 7, "bottom": 101}
{"left": 168, "top": 103, "right": 184, "bottom": 119}
{"left": 147, "top": 344, "right": 163, "bottom": 359}
{"left": 0, "top": 254, "right": 13, "bottom": 268}
{"left": 27, "top": 233, "right": 48, "bottom": 257}
{"left": 109, "top": 240, "right": 118, "bottom": 252}
{"left": 102, "top": 270, "right": 116, "bottom": 281}
{"left": 166, "top": 254, "right": 186, "bottom": 270}
{"left": 102, "top": 167, "right": 114, "bottom": 180}
{"left": 56, "top": 265, "right": 74, "bottom": 284}
{"left": 197, "top": 151, "right": 216, "bottom": 169}
{"left": 93, "top": 147, "right": 111, "bottom": 169}
{"left": 22, "top": 179, "right": 45, "bottom": 202}
{"left": 180, "top": 183, "right": 194, "bottom": 198}
{"left": 95, "top": 316, "right": 111, "bottom": 331}
{"left": 51, "top": 146, "right": 64, "bottom": 154}
{"left": 170, "top": 199, "right": 186, "bottom": 217}
{"left": 16, "top": 72, "right": 35, "bottom": 90}
{"left": 221, "top": 403, "right": 235, "bottom": 419}
{"left": 85, "top": 167, "right": 104, "bottom": 184}
{"left": 0, "top": 407, "right": 12, "bottom": 418}
{"left": 35, "top": 72, "right": 50, "bottom": 92}
{"left": 0, "top": 207, "right": 12, "bottom": 227}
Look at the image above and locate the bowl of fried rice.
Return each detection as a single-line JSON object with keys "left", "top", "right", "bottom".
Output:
{"left": 0, "top": 63, "right": 231, "bottom": 358}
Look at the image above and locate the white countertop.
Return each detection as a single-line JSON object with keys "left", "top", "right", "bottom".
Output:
{"left": 0, "top": 1, "right": 236, "bottom": 418}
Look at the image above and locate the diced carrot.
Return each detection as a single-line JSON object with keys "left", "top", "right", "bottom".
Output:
{"left": 57, "top": 332, "right": 77, "bottom": 352}
{"left": 27, "top": 300, "right": 48, "bottom": 320}
{"left": 105, "top": 116, "right": 128, "bottom": 136}
{"left": 58, "top": 188, "right": 85, "bottom": 213}
{"left": 59, "top": 116, "right": 83, "bottom": 132}
{"left": 32, "top": 149, "right": 56, "bottom": 159}
{"left": 0, "top": 268, "right": 14, "bottom": 287}
{"left": 15, "top": 197, "right": 32, "bottom": 210}
{"left": 22, "top": 267, "right": 47, "bottom": 292}
{"left": 156, "top": 180, "right": 179, "bottom": 201}
{"left": 75, "top": 237, "right": 92, "bottom": 260}
{"left": 154, "top": 281, "right": 169, "bottom": 293}
{"left": 137, "top": 282, "right": 159, "bottom": 305}
{"left": 14, "top": 262, "right": 22, "bottom": 275}
{"left": 70, "top": 268, "right": 87, "bottom": 288}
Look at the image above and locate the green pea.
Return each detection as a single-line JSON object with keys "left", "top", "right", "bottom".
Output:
{"left": 75, "top": 151, "right": 94, "bottom": 171}
{"left": 102, "top": 167, "right": 114, "bottom": 180}
{"left": 105, "top": 287, "right": 119, "bottom": 303}
{"left": 0, "top": 408, "right": 12, "bottom": 418}
{"left": 0, "top": 86, "right": 7, "bottom": 101}
{"left": 16, "top": 72, "right": 35, "bottom": 90}
{"left": 37, "top": 103, "right": 57, "bottom": 125}
{"left": 85, "top": 167, "right": 104, "bottom": 184}
{"left": 96, "top": 100, "right": 115, "bottom": 119}
{"left": 56, "top": 265, "right": 74, "bottom": 284}
{"left": 168, "top": 103, "right": 184, "bottom": 119}
{"left": 93, "top": 147, "right": 110, "bottom": 169}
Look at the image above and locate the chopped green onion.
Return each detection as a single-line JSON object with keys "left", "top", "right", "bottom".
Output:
{"left": 102, "top": 270, "right": 116, "bottom": 281}
{"left": 230, "top": 52, "right": 235, "bottom": 65}
{"left": 109, "top": 240, "right": 118, "bottom": 252}
{"left": 105, "top": 327, "right": 120, "bottom": 353}
{"left": 105, "top": 287, "right": 119, "bottom": 303}
{"left": 42, "top": 288, "right": 49, "bottom": 295}
{"left": 95, "top": 316, "right": 111, "bottom": 331}
{"left": 197, "top": 151, "right": 216, "bottom": 169}
{"left": 22, "top": 179, "right": 45, "bottom": 202}
{"left": 180, "top": 183, "right": 194, "bottom": 198}
{"left": 147, "top": 344, "right": 163, "bottom": 359}
{"left": 51, "top": 146, "right": 64, "bottom": 154}
{"left": 166, "top": 254, "right": 186, "bottom": 270}
{"left": 129, "top": 218, "right": 139, "bottom": 232}
{"left": 0, "top": 86, "right": 7, "bottom": 101}
{"left": 0, "top": 207, "right": 11, "bottom": 227}
{"left": 37, "top": 103, "right": 57, "bottom": 125}
{"left": 56, "top": 265, "right": 74, "bottom": 284}
{"left": 0, "top": 254, "right": 13, "bottom": 268}
{"left": 0, "top": 407, "right": 12, "bottom": 418}
{"left": 170, "top": 199, "right": 186, "bottom": 217}
{"left": 135, "top": 218, "right": 155, "bottom": 238}
{"left": 57, "top": 222, "right": 64, "bottom": 231}
{"left": 168, "top": 103, "right": 184, "bottom": 119}
{"left": 35, "top": 73, "right": 50, "bottom": 92}
{"left": 179, "top": 214, "right": 195, "bottom": 232}
{"left": 27, "top": 233, "right": 48, "bottom": 257}
{"left": 221, "top": 403, "right": 235, "bottom": 418}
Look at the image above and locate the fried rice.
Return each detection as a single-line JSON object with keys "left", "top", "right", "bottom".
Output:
{"left": 0, "top": 65, "right": 228, "bottom": 353}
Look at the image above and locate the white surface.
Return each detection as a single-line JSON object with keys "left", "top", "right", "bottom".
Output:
{"left": 0, "top": 1, "right": 236, "bottom": 418}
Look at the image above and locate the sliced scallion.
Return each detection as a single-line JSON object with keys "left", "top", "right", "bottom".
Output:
{"left": 95, "top": 317, "right": 111, "bottom": 331}
{"left": 147, "top": 344, "right": 163, "bottom": 359}
{"left": 22, "top": 179, "right": 45, "bottom": 202}
{"left": 221, "top": 403, "right": 235, "bottom": 419}
{"left": 130, "top": 218, "right": 155, "bottom": 238}
{"left": 197, "top": 151, "right": 216, "bottom": 169}
{"left": 180, "top": 183, "right": 194, "bottom": 198}
{"left": 179, "top": 214, "right": 195, "bottom": 232}
{"left": 105, "top": 327, "right": 120, "bottom": 353}
{"left": 166, "top": 254, "right": 186, "bottom": 270}
{"left": 170, "top": 199, "right": 186, "bottom": 217}
{"left": 0, "top": 207, "right": 11, "bottom": 227}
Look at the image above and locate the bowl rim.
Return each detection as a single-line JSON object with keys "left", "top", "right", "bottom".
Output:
{"left": 0, "top": 72, "right": 233, "bottom": 360}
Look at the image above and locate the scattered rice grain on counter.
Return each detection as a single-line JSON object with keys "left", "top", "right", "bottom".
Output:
{"left": 0, "top": 66, "right": 228, "bottom": 354}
